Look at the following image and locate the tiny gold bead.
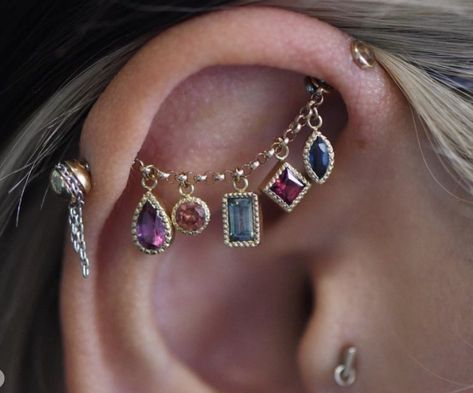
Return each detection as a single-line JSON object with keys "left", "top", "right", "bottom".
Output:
{"left": 214, "top": 173, "right": 225, "bottom": 182}
{"left": 65, "top": 160, "right": 92, "bottom": 194}
{"left": 351, "top": 40, "right": 376, "bottom": 69}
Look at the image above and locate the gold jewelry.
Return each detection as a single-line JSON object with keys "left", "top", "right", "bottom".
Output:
{"left": 131, "top": 164, "right": 173, "bottom": 254}
{"left": 222, "top": 177, "right": 261, "bottom": 247}
{"left": 302, "top": 76, "right": 335, "bottom": 183}
{"left": 351, "top": 39, "right": 376, "bottom": 69}
{"left": 132, "top": 76, "right": 334, "bottom": 252}
{"left": 172, "top": 183, "right": 210, "bottom": 236}
{"left": 262, "top": 160, "right": 311, "bottom": 213}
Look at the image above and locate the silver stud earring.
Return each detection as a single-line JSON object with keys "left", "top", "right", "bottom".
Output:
{"left": 334, "top": 346, "right": 357, "bottom": 387}
{"left": 50, "top": 159, "right": 92, "bottom": 278}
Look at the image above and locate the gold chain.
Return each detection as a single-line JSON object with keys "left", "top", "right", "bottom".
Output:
{"left": 134, "top": 78, "right": 330, "bottom": 187}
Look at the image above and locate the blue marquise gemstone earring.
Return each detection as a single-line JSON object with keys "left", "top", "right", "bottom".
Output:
{"left": 302, "top": 77, "right": 335, "bottom": 184}
{"left": 303, "top": 131, "right": 335, "bottom": 183}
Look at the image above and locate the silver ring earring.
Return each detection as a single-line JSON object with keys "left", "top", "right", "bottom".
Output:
{"left": 334, "top": 346, "right": 357, "bottom": 387}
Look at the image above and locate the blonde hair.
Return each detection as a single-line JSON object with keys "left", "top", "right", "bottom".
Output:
{"left": 260, "top": 0, "right": 473, "bottom": 196}
{"left": 0, "top": 1, "right": 472, "bottom": 391}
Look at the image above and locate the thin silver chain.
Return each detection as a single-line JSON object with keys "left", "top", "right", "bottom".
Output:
{"left": 57, "top": 163, "right": 90, "bottom": 278}
{"left": 135, "top": 88, "right": 327, "bottom": 186}
{"left": 68, "top": 200, "right": 90, "bottom": 278}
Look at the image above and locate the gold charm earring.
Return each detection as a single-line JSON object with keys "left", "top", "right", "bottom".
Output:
{"left": 131, "top": 162, "right": 173, "bottom": 254}
{"left": 171, "top": 177, "right": 210, "bottom": 236}
{"left": 222, "top": 175, "right": 261, "bottom": 247}
{"left": 303, "top": 130, "right": 335, "bottom": 184}
{"left": 132, "top": 75, "right": 333, "bottom": 251}
{"left": 262, "top": 140, "right": 311, "bottom": 212}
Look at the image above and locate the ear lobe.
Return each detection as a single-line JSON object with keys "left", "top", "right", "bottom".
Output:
{"left": 61, "top": 6, "right": 400, "bottom": 393}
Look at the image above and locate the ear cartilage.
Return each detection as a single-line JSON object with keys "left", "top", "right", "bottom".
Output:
{"left": 50, "top": 159, "right": 92, "bottom": 278}
{"left": 351, "top": 39, "right": 376, "bottom": 69}
{"left": 132, "top": 77, "right": 335, "bottom": 255}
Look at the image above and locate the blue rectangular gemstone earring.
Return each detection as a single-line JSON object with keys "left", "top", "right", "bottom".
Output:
{"left": 222, "top": 176, "right": 261, "bottom": 247}
{"left": 302, "top": 77, "right": 335, "bottom": 184}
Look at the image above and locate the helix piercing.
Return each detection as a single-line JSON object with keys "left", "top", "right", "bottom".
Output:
{"left": 334, "top": 346, "right": 358, "bottom": 387}
{"left": 50, "top": 159, "right": 92, "bottom": 278}
{"left": 351, "top": 39, "right": 376, "bottom": 69}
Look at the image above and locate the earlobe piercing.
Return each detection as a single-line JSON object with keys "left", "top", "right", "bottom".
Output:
{"left": 334, "top": 346, "right": 358, "bottom": 387}
{"left": 50, "top": 159, "right": 92, "bottom": 278}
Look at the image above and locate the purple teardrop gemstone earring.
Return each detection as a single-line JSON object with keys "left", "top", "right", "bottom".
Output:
{"left": 136, "top": 200, "right": 168, "bottom": 251}
{"left": 131, "top": 164, "right": 173, "bottom": 255}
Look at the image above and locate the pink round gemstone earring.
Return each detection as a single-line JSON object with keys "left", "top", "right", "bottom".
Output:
{"left": 171, "top": 183, "right": 210, "bottom": 236}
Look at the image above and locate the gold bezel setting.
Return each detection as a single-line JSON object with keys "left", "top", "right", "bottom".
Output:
{"left": 303, "top": 131, "right": 335, "bottom": 184}
{"left": 262, "top": 161, "right": 311, "bottom": 213}
{"left": 131, "top": 191, "right": 173, "bottom": 254}
{"left": 222, "top": 192, "right": 261, "bottom": 247}
{"left": 171, "top": 195, "right": 211, "bottom": 236}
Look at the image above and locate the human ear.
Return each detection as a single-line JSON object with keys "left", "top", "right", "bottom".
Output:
{"left": 60, "top": 6, "right": 438, "bottom": 393}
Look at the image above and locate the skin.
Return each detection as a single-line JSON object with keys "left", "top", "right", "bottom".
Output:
{"left": 60, "top": 6, "right": 473, "bottom": 393}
